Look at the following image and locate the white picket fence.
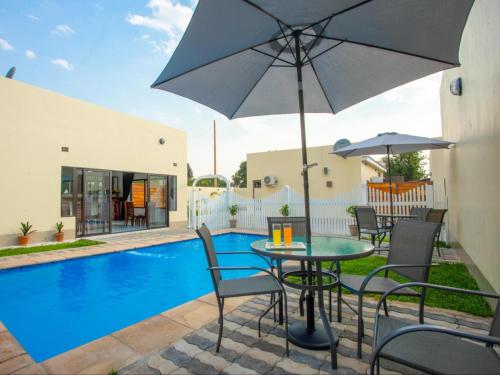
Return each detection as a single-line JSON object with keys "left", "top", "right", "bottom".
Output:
{"left": 188, "top": 183, "right": 448, "bottom": 240}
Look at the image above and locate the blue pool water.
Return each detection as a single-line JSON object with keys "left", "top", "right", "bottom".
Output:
{"left": 0, "top": 233, "right": 266, "bottom": 362}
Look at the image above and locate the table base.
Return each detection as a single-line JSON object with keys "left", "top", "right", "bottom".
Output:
{"left": 288, "top": 321, "right": 338, "bottom": 350}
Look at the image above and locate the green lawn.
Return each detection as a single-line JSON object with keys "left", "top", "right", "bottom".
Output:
{"left": 0, "top": 239, "right": 104, "bottom": 258}
{"left": 322, "top": 256, "right": 492, "bottom": 317}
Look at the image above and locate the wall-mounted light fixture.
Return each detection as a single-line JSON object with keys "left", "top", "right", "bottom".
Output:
{"left": 450, "top": 77, "right": 462, "bottom": 96}
{"left": 159, "top": 137, "right": 166, "bottom": 145}
{"left": 322, "top": 167, "right": 329, "bottom": 175}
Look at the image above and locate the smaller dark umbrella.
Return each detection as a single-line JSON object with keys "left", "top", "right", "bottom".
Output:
{"left": 332, "top": 132, "right": 454, "bottom": 223}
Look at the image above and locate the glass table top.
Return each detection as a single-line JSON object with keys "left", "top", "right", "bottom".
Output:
{"left": 251, "top": 236, "right": 374, "bottom": 261}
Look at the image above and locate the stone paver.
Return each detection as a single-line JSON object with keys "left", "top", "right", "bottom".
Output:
{"left": 119, "top": 289, "right": 493, "bottom": 375}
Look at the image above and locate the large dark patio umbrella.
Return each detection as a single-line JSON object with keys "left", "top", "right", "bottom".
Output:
{"left": 152, "top": 0, "right": 473, "bottom": 245}
{"left": 332, "top": 132, "right": 454, "bottom": 223}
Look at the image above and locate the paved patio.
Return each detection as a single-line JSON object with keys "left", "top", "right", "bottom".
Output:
{"left": 119, "top": 289, "right": 492, "bottom": 375}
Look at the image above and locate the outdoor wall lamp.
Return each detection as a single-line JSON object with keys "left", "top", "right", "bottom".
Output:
{"left": 159, "top": 137, "right": 166, "bottom": 145}
{"left": 450, "top": 77, "right": 462, "bottom": 96}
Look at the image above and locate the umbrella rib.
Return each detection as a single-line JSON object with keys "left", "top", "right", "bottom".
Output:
{"left": 250, "top": 47, "right": 295, "bottom": 66}
{"left": 151, "top": 34, "right": 292, "bottom": 88}
{"left": 303, "top": 41, "right": 344, "bottom": 65}
{"left": 277, "top": 21, "right": 296, "bottom": 62}
{"left": 299, "top": 0, "right": 375, "bottom": 32}
{"left": 298, "top": 38, "right": 336, "bottom": 114}
{"left": 229, "top": 44, "right": 289, "bottom": 119}
{"left": 240, "top": 0, "right": 292, "bottom": 29}
{"left": 303, "top": 16, "right": 333, "bottom": 59}
{"left": 302, "top": 34, "right": 458, "bottom": 66}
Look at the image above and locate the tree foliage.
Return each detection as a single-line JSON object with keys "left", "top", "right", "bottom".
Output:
{"left": 381, "top": 151, "right": 427, "bottom": 181}
{"left": 231, "top": 161, "right": 247, "bottom": 188}
{"left": 195, "top": 178, "right": 227, "bottom": 188}
{"left": 187, "top": 163, "right": 194, "bottom": 186}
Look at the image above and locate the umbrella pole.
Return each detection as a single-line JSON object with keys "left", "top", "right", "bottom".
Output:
{"left": 294, "top": 31, "right": 312, "bottom": 245}
{"left": 387, "top": 145, "right": 394, "bottom": 226}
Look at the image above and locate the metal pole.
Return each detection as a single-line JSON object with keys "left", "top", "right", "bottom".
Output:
{"left": 387, "top": 145, "right": 394, "bottom": 226}
{"left": 213, "top": 120, "right": 217, "bottom": 187}
{"left": 294, "top": 31, "right": 312, "bottom": 244}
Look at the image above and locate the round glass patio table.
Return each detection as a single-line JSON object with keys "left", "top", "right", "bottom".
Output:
{"left": 251, "top": 236, "right": 374, "bottom": 350}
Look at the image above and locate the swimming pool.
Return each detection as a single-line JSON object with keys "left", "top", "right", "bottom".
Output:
{"left": 0, "top": 233, "right": 266, "bottom": 362}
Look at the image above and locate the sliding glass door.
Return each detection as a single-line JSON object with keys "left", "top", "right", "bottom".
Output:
{"left": 83, "top": 170, "right": 111, "bottom": 235}
{"left": 148, "top": 175, "right": 168, "bottom": 228}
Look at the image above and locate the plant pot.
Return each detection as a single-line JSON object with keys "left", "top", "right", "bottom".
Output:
{"left": 229, "top": 219, "right": 237, "bottom": 228}
{"left": 55, "top": 232, "right": 64, "bottom": 242}
{"left": 348, "top": 224, "right": 358, "bottom": 237}
{"left": 18, "top": 236, "right": 29, "bottom": 246}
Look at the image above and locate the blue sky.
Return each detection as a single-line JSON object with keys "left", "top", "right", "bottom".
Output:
{"left": 0, "top": 0, "right": 445, "bottom": 178}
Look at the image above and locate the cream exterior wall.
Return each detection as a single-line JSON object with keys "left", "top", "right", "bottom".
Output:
{"left": 0, "top": 78, "right": 187, "bottom": 245}
{"left": 429, "top": 0, "right": 500, "bottom": 292}
{"left": 244, "top": 145, "right": 382, "bottom": 198}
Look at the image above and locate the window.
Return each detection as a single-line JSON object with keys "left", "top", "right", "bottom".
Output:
{"left": 168, "top": 175, "right": 177, "bottom": 211}
{"left": 61, "top": 167, "right": 74, "bottom": 217}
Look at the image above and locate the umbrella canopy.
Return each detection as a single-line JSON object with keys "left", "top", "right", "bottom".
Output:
{"left": 332, "top": 132, "right": 454, "bottom": 157}
{"left": 332, "top": 132, "right": 454, "bottom": 222}
{"left": 152, "top": 0, "right": 473, "bottom": 244}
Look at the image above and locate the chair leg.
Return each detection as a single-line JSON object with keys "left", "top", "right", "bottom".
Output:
{"left": 357, "top": 294, "right": 364, "bottom": 358}
{"left": 258, "top": 293, "right": 281, "bottom": 337}
{"left": 271, "top": 293, "right": 276, "bottom": 322}
{"left": 418, "top": 290, "right": 426, "bottom": 324}
{"left": 337, "top": 285, "right": 342, "bottom": 322}
{"left": 216, "top": 298, "right": 224, "bottom": 352}
{"left": 329, "top": 289, "right": 332, "bottom": 322}
{"left": 383, "top": 299, "right": 389, "bottom": 317}
{"left": 299, "top": 289, "right": 305, "bottom": 316}
{"left": 436, "top": 233, "right": 442, "bottom": 257}
{"left": 283, "top": 290, "right": 290, "bottom": 356}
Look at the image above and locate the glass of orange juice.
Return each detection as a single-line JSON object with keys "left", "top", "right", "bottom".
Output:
{"left": 283, "top": 223, "right": 292, "bottom": 246}
{"left": 272, "top": 224, "right": 282, "bottom": 246}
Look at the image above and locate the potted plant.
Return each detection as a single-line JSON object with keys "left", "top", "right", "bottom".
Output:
{"left": 228, "top": 204, "right": 238, "bottom": 228}
{"left": 55, "top": 221, "right": 64, "bottom": 242}
{"left": 18, "top": 221, "right": 35, "bottom": 246}
{"left": 346, "top": 206, "right": 358, "bottom": 237}
{"left": 279, "top": 204, "right": 290, "bottom": 217}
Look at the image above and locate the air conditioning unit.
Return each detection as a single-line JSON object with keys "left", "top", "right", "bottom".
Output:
{"left": 263, "top": 175, "right": 278, "bottom": 186}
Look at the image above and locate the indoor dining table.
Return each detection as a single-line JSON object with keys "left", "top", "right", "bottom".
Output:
{"left": 251, "top": 236, "right": 373, "bottom": 366}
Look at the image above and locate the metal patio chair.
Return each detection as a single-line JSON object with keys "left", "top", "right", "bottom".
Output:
{"left": 355, "top": 207, "right": 392, "bottom": 252}
{"left": 409, "top": 207, "right": 431, "bottom": 222}
{"left": 370, "top": 283, "right": 500, "bottom": 375}
{"left": 425, "top": 208, "right": 447, "bottom": 257}
{"left": 196, "top": 224, "right": 289, "bottom": 355}
{"left": 337, "top": 220, "right": 441, "bottom": 358}
{"left": 267, "top": 217, "right": 334, "bottom": 321}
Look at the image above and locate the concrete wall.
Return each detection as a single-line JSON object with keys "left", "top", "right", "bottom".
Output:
{"left": 429, "top": 0, "right": 500, "bottom": 292}
{"left": 244, "top": 145, "right": 382, "bottom": 198}
{"left": 0, "top": 78, "right": 187, "bottom": 245}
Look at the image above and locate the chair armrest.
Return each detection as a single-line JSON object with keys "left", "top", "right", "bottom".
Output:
{"left": 370, "top": 323, "right": 500, "bottom": 369}
{"left": 359, "top": 264, "right": 432, "bottom": 294}
{"left": 208, "top": 266, "right": 282, "bottom": 285}
{"left": 215, "top": 251, "right": 273, "bottom": 268}
{"left": 372, "top": 281, "right": 499, "bottom": 343}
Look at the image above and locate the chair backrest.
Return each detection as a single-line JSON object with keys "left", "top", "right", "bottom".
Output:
{"left": 426, "top": 209, "right": 447, "bottom": 224}
{"left": 267, "top": 217, "right": 307, "bottom": 240}
{"left": 490, "top": 300, "right": 500, "bottom": 338}
{"left": 195, "top": 224, "right": 222, "bottom": 293}
{"left": 126, "top": 201, "right": 135, "bottom": 217}
{"left": 387, "top": 220, "right": 441, "bottom": 282}
{"left": 409, "top": 207, "right": 431, "bottom": 221}
{"left": 354, "top": 207, "right": 378, "bottom": 232}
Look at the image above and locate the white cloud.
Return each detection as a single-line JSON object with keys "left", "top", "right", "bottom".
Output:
{"left": 51, "top": 58, "right": 74, "bottom": 71}
{"left": 0, "top": 38, "right": 14, "bottom": 51}
{"left": 126, "top": 0, "right": 194, "bottom": 55}
{"left": 25, "top": 49, "right": 36, "bottom": 59}
{"left": 51, "top": 24, "right": 75, "bottom": 37}
{"left": 28, "top": 15, "right": 39, "bottom": 21}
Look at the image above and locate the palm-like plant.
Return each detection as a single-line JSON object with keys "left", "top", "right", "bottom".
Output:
{"left": 19, "top": 222, "right": 35, "bottom": 236}
{"left": 55, "top": 222, "right": 64, "bottom": 233}
{"left": 279, "top": 204, "right": 290, "bottom": 217}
